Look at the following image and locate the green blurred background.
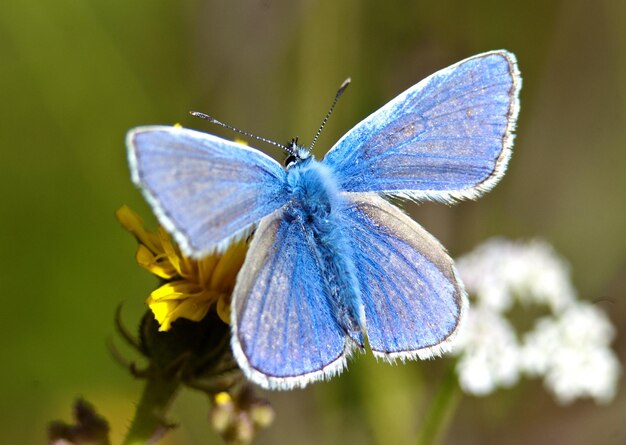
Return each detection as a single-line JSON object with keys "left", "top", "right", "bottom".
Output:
{"left": 1, "top": 1, "right": 625, "bottom": 444}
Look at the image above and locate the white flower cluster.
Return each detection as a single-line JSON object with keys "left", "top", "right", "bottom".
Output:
{"left": 452, "top": 238, "right": 620, "bottom": 404}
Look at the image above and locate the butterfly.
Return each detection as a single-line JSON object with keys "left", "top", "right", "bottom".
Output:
{"left": 127, "top": 50, "right": 521, "bottom": 390}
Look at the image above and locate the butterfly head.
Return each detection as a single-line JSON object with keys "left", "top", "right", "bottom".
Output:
{"left": 284, "top": 137, "right": 312, "bottom": 169}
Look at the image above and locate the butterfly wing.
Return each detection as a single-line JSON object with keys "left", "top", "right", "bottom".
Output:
{"left": 343, "top": 193, "right": 466, "bottom": 358}
{"left": 127, "top": 126, "right": 289, "bottom": 257}
{"left": 231, "top": 207, "right": 358, "bottom": 390}
{"left": 323, "top": 50, "right": 521, "bottom": 202}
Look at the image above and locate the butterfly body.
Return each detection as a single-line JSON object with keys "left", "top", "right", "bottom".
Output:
{"left": 284, "top": 155, "right": 364, "bottom": 346}
{"left": 127, "top": 50, "right": 521, "bottom": 389}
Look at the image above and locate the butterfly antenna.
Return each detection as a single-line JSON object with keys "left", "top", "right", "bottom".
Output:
{"left": 308, "top": 78, "right": 351, "bottom": 152}
{"left": 190, "top": 111, "right": 288, "bottom": 150}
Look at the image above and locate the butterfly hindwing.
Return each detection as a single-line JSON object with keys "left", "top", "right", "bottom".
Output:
{"left": 323, "top": 50, "right": 521, "bottom": 202}
{"left": 344, "top": 193, "right": 466, "bottom": 359}
{"left": 231, "top": 208, "right": 357, "bottom": 389}
{"left": 128, "top": 126, "right": 289, "bottom": 257}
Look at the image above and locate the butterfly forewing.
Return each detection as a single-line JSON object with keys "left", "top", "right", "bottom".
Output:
{"left": 323, "top": 50, "right": 521, "bottom": 202}
{"left": 128, "top": 126, "right": 289, "bottom": 257}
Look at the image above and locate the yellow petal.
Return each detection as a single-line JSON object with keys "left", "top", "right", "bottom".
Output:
{"left": 216, "top": 294, "right": 231, "bottom": 324}
{"left": 198, "top": 254, "right": 219, "bottom": 286}
{"left": 116, "top": 206, "right": 162, "bottom": 254}
{"left": 209, "top": 239, "right": 247, "bottom": 291}
{"left": 148, "top": 296, "right": 211, "bottom": 331}
{"left": 136, "top": 245, "right": 177, "bottom": 279}
{"left": 170, "top": 298, "right": 212, "bottom": 323}
{"left": 149, "top": 281, "right": 202, "bottom": 301}
{"left": 159, "top": 228, "right": 183, "bottom": 276}
{"left": 148, "top": 299, "right": 179, "bottom": 331}
{"left": 178, "top": 252, "right": 198, "bottom": 279}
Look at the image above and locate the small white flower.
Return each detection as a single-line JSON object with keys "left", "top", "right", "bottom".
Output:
{"left": 512, "top": 240, "right": 576, "bottom": 312}
{"left": 456, "top": 238, "right": 575, "bottom": 312}
{"left": 521, "top": 302, "right": 620, "bottom": 404}
{"left": 453, "top": 307, "right": 520, "bottom": 395}
{"left": 456, "top": 239, "right": 515, "bottom": 311}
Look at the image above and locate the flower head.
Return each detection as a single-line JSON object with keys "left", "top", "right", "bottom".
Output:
{"left": 521, "top": 302, "right": 620, "bottom": 404}
{"left": 453, "top": 306, "right": 521, "bottom": 395}
{"left": 452, "top": 238, "right": 620, "bottom": 404}
{"left": 456, "top": 238, "right": 575, "bottom": 312}
{"left": 210, "top": 389, "right": 275, "bottom": 445}
{"left": 116, "top": 205, "right": 247, "bottom": 330}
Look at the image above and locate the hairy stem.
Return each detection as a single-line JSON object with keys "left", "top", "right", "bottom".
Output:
{"left": 123, "top": 369, "right": 181, "bottom": 445}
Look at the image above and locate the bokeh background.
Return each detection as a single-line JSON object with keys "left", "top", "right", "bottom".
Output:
{"left": 1, "top": 1, "right": 625, "bottom": 444}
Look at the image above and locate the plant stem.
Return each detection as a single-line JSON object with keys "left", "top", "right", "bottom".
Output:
{"left": 414, "top": 364, "right": 461, "bottom": 445}
{"left": 123, "top": 368, "right": 181, "bottom": 445}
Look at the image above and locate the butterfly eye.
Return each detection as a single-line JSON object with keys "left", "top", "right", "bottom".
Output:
{"left": 284, "top": 155, "right": 297, "bottom": 167}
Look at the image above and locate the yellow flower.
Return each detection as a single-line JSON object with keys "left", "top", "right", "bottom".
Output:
{"left": 116, "top": 205, "right": 247, "bottom": 330}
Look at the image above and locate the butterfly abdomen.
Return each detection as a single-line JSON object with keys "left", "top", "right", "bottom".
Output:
{"left": 286, "top": 159, "right": 364, "bottom": 345}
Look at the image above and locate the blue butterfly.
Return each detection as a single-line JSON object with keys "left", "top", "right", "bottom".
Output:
{"left": 127, "top": 50, "right": 521, "bottom": 390}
